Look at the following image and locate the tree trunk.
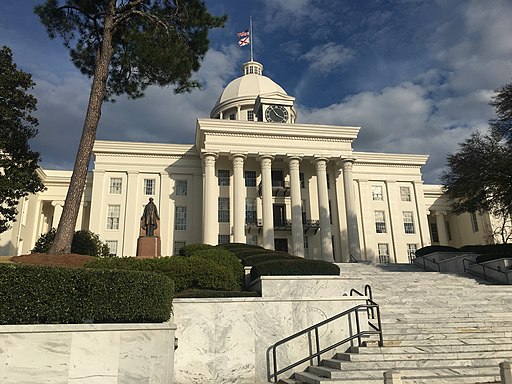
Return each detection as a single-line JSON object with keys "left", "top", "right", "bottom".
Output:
{"left": 49, "top": 1, "right": 116, "bottom": 254}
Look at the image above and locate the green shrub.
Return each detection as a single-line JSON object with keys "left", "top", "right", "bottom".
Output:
{"left": 86, "top": 256, "right": 241, "bottom": 292}
{"left": 415, "top": 245, "right": 459, "bottom": 257}
{"left": 0, "top": 263, "right": 173, "bottom": 324}
{"left": 242, "top": 252, "right": 299, "bottom": 266}
{"left": 251, "top": 259, "right": 340, "bottom": 281}
{"left": 459, "top": 244, "right": 512, "bottom": 256}
{"left": 32, "top": 228, "right": 110, "bottom": 257}
{"left": 191, "top": 248, "right": 243, "bottom": 286}
{"left": 217, "top": 243, "right": 263, "bottom": 250}
{"left": 475, "top": 253, "right": 509, "bottom": 263}
{"left": 179, "top": 243, "right": 213, "bottom": 257}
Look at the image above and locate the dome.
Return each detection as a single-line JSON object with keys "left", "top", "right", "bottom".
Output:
{"left": 210, "top": 61, "right": 288, "bottom": 118}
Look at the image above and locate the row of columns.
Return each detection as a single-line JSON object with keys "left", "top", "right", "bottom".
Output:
{"left": 201, "top": 152, "right": 360, "bottom": 262}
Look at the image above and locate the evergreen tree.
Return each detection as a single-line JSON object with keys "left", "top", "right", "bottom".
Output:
{"left": 0, "top": 46, "right": 45, "bottom": 233}
{"left": 35, "top": 0, "right": 226, "bottom": 253}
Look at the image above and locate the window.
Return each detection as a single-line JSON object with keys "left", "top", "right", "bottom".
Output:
{"left": 271, "top": 170, "right": 284, "bottom": 187}
{"left": 329, "top": 200, "right": 333, "bottom": 225}
{"left": 218, "top": 234, "right": 230, "bottom": 244}
{"left": 229, "top": 113, "right": 235, "bottom": 120}
{"left": 246, "top": 235, "right": 258, "bottom": 246}
{"left": 109, "top": 178, "right": 122, "bottom": 194}
{"left": 372, "top": 185, "right": 383, "bottom": 201}
{"left": 327, "top": 174, "right": 331, "bottom": 189}
{"left": 375, "top": 210, "right": 386, "bottom": 233}
{"left": 430, "top": 223, "right": 439, "bottom": 243}
{"left": 106, "top": 241, "right": 118, "bottom": 257}
{"left": 400, "top": 186, "right": 411, "bottom": 202}
{"left": 304, "top": 236, "right": 309, "bottom": 258}
{"left": 299, "top": 172, "right": 305, "bottom": 188}
{"left": 302, "top": 200, "right": 307, "bottom": 223}
{"left": 471, "top": 212, "right": 479, "bottom": 232}
{"left": 245, "top": 198, "right": 257, "bottom": 224}
{"left": 403, "top": 211, "right": 415, "bottom": 234}
{"left": 218, "top": 197, "right": 230, "bottom": 222}
{"left": 378, "top": 243, "right": 390, "bottom": 263}
{"left": 106, "top": 205, "right": 120, "bottom": 230}
{"left": 175, "top": 180, "right": 187, "bottom": 196}
{"left": 247, "top": 110, "right": 254, "bottom": 121}
{"left": 245, "top": 170, "right": 257, "bottom": 187}
{"left": 174, "top": 206, "right": 187, "bottom": 230}
{"left": 446, "top": 221, "right": 452, "bottom": 241}
{"left": 174, "top": 241, "right": 186, "bottom": 255}
{"left": 144, "top": 179, "right": 155, "bottom": 195}
{"left": 218, "top": 170, "right": 230, "bottom": 186}
{"left": 407, "top": 244, "right": 417, "bottom": 263}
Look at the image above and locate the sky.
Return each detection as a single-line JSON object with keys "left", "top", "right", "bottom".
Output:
{"left": 1, "top": 0, "right": 512, "bottom": 184}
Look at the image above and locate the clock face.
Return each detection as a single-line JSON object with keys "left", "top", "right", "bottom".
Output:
{"left": 265, "top": 105, "right": 289, "bottom": 123}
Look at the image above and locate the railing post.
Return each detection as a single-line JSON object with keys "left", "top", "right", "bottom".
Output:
{"left": 383, "top": 370, "right": 403, "bottom": 384}
{"left": 500, "top": 361, "right": 512, "bottom": 384}
{"left": 315, "top": 327, "right": 321, "bottom": 365}
{"left": 355, "top": 308, "right": 362, "bottom": 346}
{"left": 273, "top": 348, "right": 277, "bottom": 383}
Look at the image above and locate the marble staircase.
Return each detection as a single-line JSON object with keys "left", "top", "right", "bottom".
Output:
{"left": 278, "top": 262, "right": 512, "bottom": 384}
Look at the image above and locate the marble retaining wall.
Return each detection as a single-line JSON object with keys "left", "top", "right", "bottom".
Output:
{"left": 172, "top": 295, "right": 368, "bottom": 384}
{"left": 0, "top": 322, "right": 176, "bottom": 384}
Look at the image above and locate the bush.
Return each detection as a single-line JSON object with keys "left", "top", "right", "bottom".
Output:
{"left": 475, "top": 253, "right": 509, "bottom": 263}
{"left": 251, "top": 259, "right": 340, "bottom": 281}
{"left": 459, "top": 244, "right": 512, "bottom": 256}
{"left": 415, "top": 245, "right": 459, "bottom": 257}
{"left": 32, "top": 228, "right": 110, "bottom": 257}
{"left": 191, "top": 248, "right": 243, "bottom": 285}
{"left": 0, "top": 263, "right": 173, "bottom": 324}
{"left": 86, "top": 256, "right": 241, "bottom": 292}
{"left": 242, "top": 252, "right": 299, "bottom": 266}
{"left": 179, "top": 243, "right": 213, "bottom": 257}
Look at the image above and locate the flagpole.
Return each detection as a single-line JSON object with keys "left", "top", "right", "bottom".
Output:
{"left": 250, "top": 16, "right": 254, "bottom": 62}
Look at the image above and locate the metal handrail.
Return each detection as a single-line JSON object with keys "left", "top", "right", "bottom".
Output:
{"left": 415, "top": 255, "right": 441, "bottom": 272}
{"left": 463, "top": 258, "right": 511, "bottom": 284}
{"left": 349, "top": 254, "right": 358, "bottom": 263}
{"left": 267, "top": 285, "right": 383, "bottom": 383}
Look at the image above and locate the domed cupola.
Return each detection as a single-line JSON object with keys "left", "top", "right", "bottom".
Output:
{"left": 210, "top": 61, "right": 296, "bottom": 123}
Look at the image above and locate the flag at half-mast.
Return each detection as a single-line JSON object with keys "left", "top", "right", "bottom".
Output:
{"left": 238, "top": 29, "right": 250, "bottom": 47}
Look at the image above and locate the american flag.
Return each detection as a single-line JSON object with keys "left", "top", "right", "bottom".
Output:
{"left": 237, "top": 29, "right": 250, "bottom": 38}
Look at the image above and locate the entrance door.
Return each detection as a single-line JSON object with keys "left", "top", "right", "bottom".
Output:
{"left": 274, "top": 238, "right": 288, "bottom": 253}
{"left": 273, "top": 204, "right": 286, "bottom": 227}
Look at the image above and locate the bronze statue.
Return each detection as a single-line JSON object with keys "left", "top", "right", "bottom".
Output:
{"left": 142, "top": 197, "right": 159, "bottom": 236}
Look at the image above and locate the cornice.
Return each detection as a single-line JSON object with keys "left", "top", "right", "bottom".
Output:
{"left": 94, "top": 140, "right": 196, "bottom": 156}
{"left": 206, "top": 131, "right": 352, "bottom": 143}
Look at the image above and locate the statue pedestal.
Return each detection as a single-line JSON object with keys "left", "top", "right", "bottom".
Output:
{"left": 136, "top": 236, "right": 161, "bottom": 258}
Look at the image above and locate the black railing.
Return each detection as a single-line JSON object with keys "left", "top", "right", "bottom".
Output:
{"left": 414, "top": 256, "right": 441, "bottom": 272}
{"left": 349, "top": 254, "right": 358, "bottom": 263}
{"left": 463, "top": 258, "right": 511, "bottom": 284}
{"left": 267, "top": 285, "right": 382, "bottom": 383}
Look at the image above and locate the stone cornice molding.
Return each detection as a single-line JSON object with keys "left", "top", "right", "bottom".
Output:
{"left": 206, "top": 131, "right": 353, "bottom": 143}
{"left": 94, "top": 140, "right": 196, "bottom": 156}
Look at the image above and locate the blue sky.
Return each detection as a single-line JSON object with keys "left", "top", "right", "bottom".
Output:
{"left": 1, "top": 0, "right": 512, "bottom": 183}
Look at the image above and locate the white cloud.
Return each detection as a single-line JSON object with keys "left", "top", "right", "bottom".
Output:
{"left": 301, "top": 42, "right": 354, "bottom": 74}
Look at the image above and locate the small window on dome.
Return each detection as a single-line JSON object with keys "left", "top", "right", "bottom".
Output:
{"left": 249, "top": 66, "right": 254, "bottom": 74}
{"left": 229, "top": 113, "right": 235, "bottom": 120}
{"left": 247, "top": 111, "right": 254, "bottom": 121}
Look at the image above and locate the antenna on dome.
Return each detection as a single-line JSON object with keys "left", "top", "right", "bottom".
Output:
{"left": 250, "top": 16, "right": 254, "bottom": 62}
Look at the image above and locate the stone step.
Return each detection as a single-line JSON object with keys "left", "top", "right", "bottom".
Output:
{"left": 308, "top": 365, "right": 500, "bottom": 380}
{"left": 382, "top": 330, "right": 512, "bottom": 340}
{"left": 348, "top": 342, "right": 512, "bottom": 353}
{"left": 335, "top": 349, "right": 512, "bottom": 362}
{"left": 380, "top": 325, "right": 512, "bottom": 334}
{"left": 323, "top": 356, "right": 507, "bottom": 370}
{"left": 380, "top": 312, "right": 512, "bottom": 320}
{"left": 381, "top": 336, "right": 509, "bottom": 347}
{"left": 380, "top": 320, "right": 512, "bottom": 329}
{"left": 291, "top": 369, "right": 501, "bottom": 384}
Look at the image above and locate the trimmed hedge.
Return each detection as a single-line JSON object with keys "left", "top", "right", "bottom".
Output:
{"left": 415, "top": 245, "right": 459, "bottom": 257}
{"left": 251, "top": 259, "right": 340, "bottom": 281}
{"left": 0, "top": 263, "right": 173, "bottom": 325}
{"left": 179, "top": 243, "right": 214, "bottom": 257}
{"left": 86, "top": 256, "right": 241, "bottom": 292}
{"left": 459, "top": 244, "right": 512, "bottom": 255}
{"left": 242, "top": 252, "right": 299, "bottom": 266}
{"left": 475, "top": 253, "right": 509, "bottom": 264}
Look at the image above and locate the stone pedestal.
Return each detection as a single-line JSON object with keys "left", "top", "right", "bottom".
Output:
{"left": 137, "top": 236, "right": 161, "bottom": 258}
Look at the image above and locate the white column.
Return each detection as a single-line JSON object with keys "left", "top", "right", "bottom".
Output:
{"left": 123, "top": 171, "right": 139, "bottom": 256}
{"left": 193, "top": 173, "right": 203, "bottom": 243}
{"left": 259, "top": 154, "right": 275, "bottom": 250}
{"left": 435, "top": 211, "right": 448, "bottom": 245}
{"left": 51, "top": 201, "right": 64, "bottom": 229}
{"left": 342, "top": 158, "right": 361, "bottom": 260}
{"left": 287, "top": 156, "right": 305, "bottom": 257}
{"left": 413, "top": 181, "right": 431, "bottom": 247}
{"left": 89, "top": 169, "right": 105, "bottom": 234}
{"left": 383, "top": 370, "right": 403, "bottom": 384}
{"left": 231, "top": 153, "right": 247, "bottom": 244}
{"left": 314, "top": 157, "right": 333, "bottom": 261}
{"left": 202, "top": 153, "right": 218, "bottom": 245}
{"left": 159, "top": 172, "right": 171, "bottom": 255}
{"left": 500, "top": 362, "right": 512, "bottom": 384}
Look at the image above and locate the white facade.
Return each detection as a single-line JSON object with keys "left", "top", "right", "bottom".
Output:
{"left": 0, "top": 61, "right": 498, "bottom": 260}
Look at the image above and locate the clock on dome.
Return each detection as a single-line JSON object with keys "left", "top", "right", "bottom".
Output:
{"left": 265, "top": 105, "right": 289, "bottom": 123}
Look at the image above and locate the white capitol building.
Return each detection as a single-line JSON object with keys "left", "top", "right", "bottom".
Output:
{"left": 0, "top": 61, "right": 499, "bottom": 260}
